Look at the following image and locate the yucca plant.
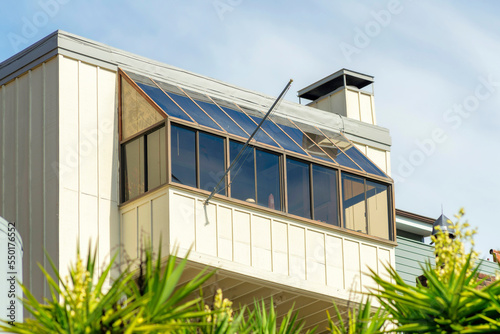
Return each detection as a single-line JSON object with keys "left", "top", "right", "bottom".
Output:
{"left": 126, "top": 243, "right": 215, "bottom": 333}
{"left": 0, "top": 244, "right": 142, "bottom": 333}
{"left": 0, "top": 242, "right": 216, "bottom": 333}
{"left": 238, "top": 298, "right": 315, "bottom": 334}
{"left": 370, "top": 210, "right": 500, "bottom": 333}
{"left": 327, "top": 299, "right": 387, "bottom": 334}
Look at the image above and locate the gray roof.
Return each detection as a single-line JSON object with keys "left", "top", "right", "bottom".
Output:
{"left": 0, "top": 30, "right": 391, "bottom": 150}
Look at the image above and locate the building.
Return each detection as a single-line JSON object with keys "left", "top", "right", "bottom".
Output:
{"left": 1, "top": 30, "right": 399, "bottom": 331}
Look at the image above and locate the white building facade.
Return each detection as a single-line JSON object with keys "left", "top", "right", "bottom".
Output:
{"left": 0, "top": 31, "right": 395, "bottom": 331}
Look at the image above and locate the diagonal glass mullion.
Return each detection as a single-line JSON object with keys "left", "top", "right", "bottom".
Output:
{"left": 233, "top": 103, "right": 283, "bottom": 149}
{"left": 337, "top": 132, "right": 389, "bottom": 178}
{"left": 149, "top": 78, "right": 196, "bottom": 123}
{"left": 206, "top": 95, "right": 250, "bottom": 138}
{"left": 266, "top": 116, "right": 311, "bottom": 158}
{"left": 284, "top": 119, "right": 335, "bottom": 163}
{"left": 315, "top": 127, "right": 365, "bottom": 172}
{"left": 177, "top": 86, "right": 226, "bottom": 133}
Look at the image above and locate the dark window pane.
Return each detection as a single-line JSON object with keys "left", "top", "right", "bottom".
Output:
{"left": 168, "top": 93, "right": 222, "bottom": 131}
{"left": 344, "top": 147, "right": 387, "bottom": 177}
{"left": 249, "top": 116, "right": 306, "bottom": 155}
{"left": 318, "top": 129, "right": 364, "bottom": 171}
{"left": 313, "top": 165, "right": 338, "bottom": 225}
{"left": 286, "top": 159, "right": 311, "bottom": 219}
{"left": 171, "top": 125, "right": 196, "bottom": 187}
{"left": 196, "top": 100, "right": 248, "bottom": 138}
{"left": 256, "top": 150, "right": 281, "bottom": 210}
{"left": 147, "top": 127, "right": 166, "bottom": 190}
{"left": 220, "top": 106, "right": 279, "bottom": 148}
{"left": 136, "top": 83, "right": 192, "bottom": 123}
{"left": 230, "top": 141, "right": 256, "bottom": 202}
{"left": 342, "top": 173, "right": 367, "bottom": 233}
{"left": 199, "top": 132, "right": 226, "bottom": 194}
{"left": 123, "top": 137, "right": 145, "bottom": 201}
{"left": 366, "top": 181, "right": 390, "bottom": 239}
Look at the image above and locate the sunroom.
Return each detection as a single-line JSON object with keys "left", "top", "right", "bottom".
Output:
{"left": 118, "top": 68, "right": 396, "bottom": 330}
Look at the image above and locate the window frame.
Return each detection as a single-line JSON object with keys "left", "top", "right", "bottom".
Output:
{"left": 118, "top": 70, "right": 395, "bottom": 242}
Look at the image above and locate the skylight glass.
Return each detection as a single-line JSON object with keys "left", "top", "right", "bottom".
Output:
{"left": 125, "top": 70, "right": 389, "bottom": 180}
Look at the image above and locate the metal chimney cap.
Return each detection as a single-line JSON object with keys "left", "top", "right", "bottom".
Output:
{"left": 431, "top": 214, "right": 456, "bottom": 238}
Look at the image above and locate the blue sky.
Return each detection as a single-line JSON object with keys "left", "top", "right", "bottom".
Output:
{"left": 1, "top": 0, "right": 500, "bottom": 258}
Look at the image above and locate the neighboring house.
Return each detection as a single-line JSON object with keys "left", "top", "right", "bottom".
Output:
{"left": 1, "top": 30, "right": 403, "bottom": 331}
{"left": 394, "top": 209, "right": 499, "bottom": 286}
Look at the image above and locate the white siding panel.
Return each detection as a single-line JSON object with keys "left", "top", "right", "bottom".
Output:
{"left": 138, "top": 202, "right": 151, "bottom": 241}
{"left": 97, "top": 68, "right": 118, "bottom": 202}
{"left": 80, "top": 193, "right": 98, "bottom": 259}
{"left": 59, "top": 57, "right": 79, "bottom": 192}
{"left": 44, "top": 58, "right": 59, "bottom": 296}
{"left": 288, "top": 225, "right": 306, "bottom": 280}
{"left": 272, "top": 221, "right": 288, "bottom": 276}
{"left": 217, "top": 206, "right": 233, "bottom": 261}
{"left": 346, "top": 90, "right": 360, "bottom": 121}
{"left": 0, "top": 84, "right": 3, "bottom": 216}
{"left": 306, "top": 230, "right": 326, "bottom": 285}
{"left": 233, "top": 210, "right": 251, "bottom": 266}
{"left": 59, "top": 188, "right": 79, "bottom": 279}
{"left": 170, "top": 193, "right": 195, "bottom": 250}
{"left": 360, "top": 244, "right": 378, "bottom": 293}
{"left": 251, "top": 215, "right": 272, "bottom": 272}
{"left": 378, "top": 248, "right": 392, "bottom": 282}
{"left": 359, "top": 93, "right": 373, "bottom": 124}
{"left": 195, "top": 200, "right": 217, "bottom": 257}
{"left": 3, "top": 81, "right": 16, "bottom": 224}
{"left": 344, "top": 239, "right": 361, "bottom": 292}
{"left": 151, "top": 193, "right": 168, "bottom": 253}
{"left": 366, "top": 146, "right": 387, "bottom": 174}
{"left": 122, "top": 208, "right": 138, "bottom": 261}
{"left": 326, "top": 235, "right": 344, "bottom": 289}
{"left": 79, "top": 63, "right": 98, "bottom": 197}
{"left": 98, "top": 198, "right": 115, "bottom": 276}
{"left": 30, "top": 67, "right": 45, "bottom": 293}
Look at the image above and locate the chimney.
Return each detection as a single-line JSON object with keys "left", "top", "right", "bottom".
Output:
{"left": 490, "top": 249, "right": 500, "bottom": 263}
{"left": 298, "top": 69, "right": 376, "bottom": 124}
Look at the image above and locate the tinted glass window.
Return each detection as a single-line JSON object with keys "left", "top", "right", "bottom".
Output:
{"left": 342, "top": 173, "right": 367, "bottom": 233}
{"left": 230, "top": 141, "right": 256, "bottom": 202}
{"left": 366, "top": 181, "right": 390, "bottom": 239}
{"left": 256, "top": 150, "right": 281, "bottom": 210}
{"left": 171, "top": 125, "right": 196, "bottom": 187}
{"left": 344, "top": 147, "right": 387, "bottom": 177}
{"left": 199, "top": 132, "right": 226, "bottom": 194}
{"left": 136, "top": 83, "right": 192, "bottom": 122}
{"left": 287, "top": 159, "right": 311, "bottom": 219}
{"left": 147, "top": 127, "right": 167, "bottom": 190}
{"left": 196, "top": 100, "right": 248, "bottom": 138}
{"left": 123, "top": 137, "right": 145, "bottom": 201}
{"left": 168, "top": 93, "right": 222, "bottom": 131}
{"left": 313, "top": 165, "right": 338, "bottom": 225}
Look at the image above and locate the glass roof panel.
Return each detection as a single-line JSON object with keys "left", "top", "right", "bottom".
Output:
{"left": 248, "top": 115, "right": 307, "bottom": 155}
{"left": 319, "top": 128, "right": 387, "bottom": 176}
{"left": 167, "top": 92, "right": 223, "bottom": 131}
{"left": 343, "top": 145, "right": 387, "bottom": 177}
{"left": 136, "top": 83, "right": 193, "bottom": 123}
{"left": 276, "top": 119, "right": 334, "bottom": 162}
{"left": 218, "top": 105, "right": 280, "bottom": 148}
{"left": 194, "top": 100, "right": 248, "bottom": 138}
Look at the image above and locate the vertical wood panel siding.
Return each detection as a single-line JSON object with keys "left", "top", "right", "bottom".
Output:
{"left": 58, "top": 55, "right": 119, "bottom": 280}
{"left": 0, "top": 58, "right": 60, "bottom": 303}
{"left": 120, "top": 186, "right": 395, "bottom": 297}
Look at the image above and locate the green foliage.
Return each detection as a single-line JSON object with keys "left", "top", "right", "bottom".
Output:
{"left": 370, "top": 210, "right": 500, "bottom": 333}
{"left": 238, "top": 298, "right": 314, "bottom": 334}
{"left": 327, "top": 299, "right": 387, "bottom": 334}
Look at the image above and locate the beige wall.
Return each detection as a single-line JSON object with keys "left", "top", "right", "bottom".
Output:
{"left": 120, "top": 186, "right": 395, "bottom": 298}
{"left": 0, "top": 58, "right": 59, "bottom": 301}
{"left": 58, "top": 55, "right": 120, "bottom": 281}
